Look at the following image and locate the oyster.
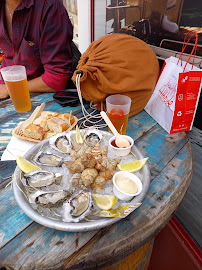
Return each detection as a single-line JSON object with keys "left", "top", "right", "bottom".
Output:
{"left": 34, "top": 151, "right": 63, "bottom": 167}
{"left": 62, "top": 191, "right": 92, "bottom": 223}
{"left": 84, "top": 128, "right": 103, "bottom": 147}
{"left": 29, "top": 190, "right": 70, "bottom": 208}
{"left": 49, "top": 134, "right": 71, "bottom": 154}
{"left": 22, "top": 170, "right": 62, "bottom": 188}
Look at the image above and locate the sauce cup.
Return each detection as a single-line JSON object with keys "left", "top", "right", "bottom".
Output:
{"left": 112, "top": 171, "right": 143, "bottom": 201}
{"left": 109, "top": 135, "right": 134, "bottom": 156}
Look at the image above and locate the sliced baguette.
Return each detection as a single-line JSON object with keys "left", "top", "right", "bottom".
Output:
{"left": 47, "top": 117, "right": 68, "bottom": 133}
{"left": 23, "top": 124, "right": 46, "bottom": 140}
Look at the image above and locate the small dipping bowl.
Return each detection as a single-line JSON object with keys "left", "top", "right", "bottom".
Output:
{"left": 109, "top": 135, "right": 134, "bottom": 156}
{"left": 113, "top": 171, "right": 143, "bottom": 201}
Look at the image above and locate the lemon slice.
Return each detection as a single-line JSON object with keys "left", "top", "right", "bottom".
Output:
{"left": 16, "top": 155, "right": 40, "bottom": 173}
{"left": 93, "top": 194, "right": 117, "bottom": 210}
{"left": 117, "top": 157, "right": 149, "bottom": 172}
{"left": 76, "top": 125, "right": 84, "bottom": 144}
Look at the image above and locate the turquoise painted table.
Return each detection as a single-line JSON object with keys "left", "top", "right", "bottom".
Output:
{"left": 0, "top": 93, "right": 193, "bottom": 269}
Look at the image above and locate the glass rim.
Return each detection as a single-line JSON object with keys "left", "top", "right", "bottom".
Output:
{"left": 106, "top": 94, "right": 131, "bottom": 106}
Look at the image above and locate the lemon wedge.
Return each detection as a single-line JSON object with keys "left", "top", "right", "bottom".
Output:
{"left": 76, "top": 125, "right": 84, "bottom": 144}
{"left": 16, "top": 155, "right": 40, "bottom": 173}
{"left": 117, "top": 157, "right": 149, "bottom": 172}
{"left": 93, "top": 194, "right": 117, "bottom": 210}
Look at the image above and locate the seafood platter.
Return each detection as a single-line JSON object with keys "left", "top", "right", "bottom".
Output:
{"left": 13, "top": 128, "right": 150, "bottom": 232}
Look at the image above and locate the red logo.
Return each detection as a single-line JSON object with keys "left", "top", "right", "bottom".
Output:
{"left": 109, "top": 109, "right": 124, "bottom": 120}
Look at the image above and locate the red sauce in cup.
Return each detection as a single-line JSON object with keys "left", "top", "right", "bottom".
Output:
{"left": 111, "top": 139, "right": 131, "bottom": 148}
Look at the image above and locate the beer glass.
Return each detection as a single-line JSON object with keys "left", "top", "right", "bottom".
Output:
{"left": 106, "top": 94, "right": 131, "bottom": 135}
{"left": 1, "top": 65, "right": 31, "bottom": 112}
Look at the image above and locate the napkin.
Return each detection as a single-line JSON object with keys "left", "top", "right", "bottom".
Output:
{"left": 1, "top": 136, "right": 36, "bottom": 161}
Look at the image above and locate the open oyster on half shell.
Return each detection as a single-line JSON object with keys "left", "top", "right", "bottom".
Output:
{"left": 62, "top": 191, "right": 93, "bottom": 223}
{"left": 84, "top": 128, "right": 103, "bottom": 147}
{"left": 49, "top": 133, "right": 71, "bottom": 154}
{"left": 34, "top": 151, "right": 63, "bottom": 167}
{"left": 21, "top": 170, "right": 62, "bottom": 188}
{"left": 29, "top": 190, "right": 70, "bottom": 208}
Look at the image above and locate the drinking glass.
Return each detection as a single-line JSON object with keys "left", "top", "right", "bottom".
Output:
{"left": 106, "top": 94, "right": 131, "bottom": 135}
{"left": 1, "top": 65, "right": 31, "bottom": 112}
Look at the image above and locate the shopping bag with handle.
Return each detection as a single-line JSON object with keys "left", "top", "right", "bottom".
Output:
{"left": 145, "top": 30, "right": 202, "bottom": 134}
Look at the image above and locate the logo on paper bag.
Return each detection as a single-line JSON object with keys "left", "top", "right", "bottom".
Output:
{"left": 182, "top": 76, "right": 188, "bottom": 84}
{"left": 178, "top": 94, "right": 183, "bottom": 101}
{"left": 158, "top": 79, "right": 176, "bottom": 109}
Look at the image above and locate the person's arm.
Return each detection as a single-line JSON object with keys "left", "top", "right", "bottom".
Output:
{"left": 0, "top": 76, "right": 55, "bottom": 99}
{"left": 0, "top": 84, "right": 9, "bottom": 99}
{"left": 28, "top": 76, "right": 55, "bottom": 93}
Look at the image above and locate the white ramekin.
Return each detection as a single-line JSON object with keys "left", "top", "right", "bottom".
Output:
{"left": 113, "top": 171, "right": 143, "bottom": 201}
{"left": 109, "top": 135, "right": 134, "bottom": 157}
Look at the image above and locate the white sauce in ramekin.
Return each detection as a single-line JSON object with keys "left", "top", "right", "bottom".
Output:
{"left": 115, "top": 175, "right": 138, "bottom": 194}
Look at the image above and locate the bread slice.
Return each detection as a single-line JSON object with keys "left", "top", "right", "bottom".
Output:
{"left": 33, "top": 115, "right": 44, "bottom": 126}
{"left": 23, "top": 124, "right": 45, "bottom": 140}
{"left": 39, "top": 116, "right": 52, "bottom": 131}
{"left": 40, "top": 111, "right": 58, "bottom": 117}
{"left": 47, "top": 117, "right": 68, "bottom": 133}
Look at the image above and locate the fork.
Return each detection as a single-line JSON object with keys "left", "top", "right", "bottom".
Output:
{"left": 16, "top": 102, "right": 46, "bottom": 136}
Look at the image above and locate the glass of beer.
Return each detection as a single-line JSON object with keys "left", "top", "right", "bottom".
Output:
{"left": 106, "top": 94, "right": 131, "bottom": 135}
{"left": 1, "top": 65, "right": 31, "bottom": 112}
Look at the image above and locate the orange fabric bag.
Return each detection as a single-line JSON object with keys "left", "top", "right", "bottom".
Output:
{"left": 72, "top": 33, "right": 160, "bottom": 116}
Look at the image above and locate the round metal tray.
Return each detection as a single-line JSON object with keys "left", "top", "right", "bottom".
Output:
{"left": 13, "top": 131, "right": 150, "bottom": 232}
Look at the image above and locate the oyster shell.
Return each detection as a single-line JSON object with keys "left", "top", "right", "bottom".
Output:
{"left": 22, "top": 170, "right": 62, "bottom": 188}
{"left": 62, "top": 191, "right": 92, "bottom": 223}
{"left": 29, "top": 190, "right": 70, "bottom": 208}
{"left": 84, "top": 128, "right": 103, "bottom": 147}
{"left": 49, "top": 134, "right": 71, "bottom": 154}
{"left": 34, "top": 151, "right": 63, "bottom": 167}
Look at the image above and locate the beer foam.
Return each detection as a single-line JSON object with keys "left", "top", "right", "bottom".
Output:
{"left": 1, "top": 66, "right": 27, "bottom": 81}
{"left": 2, "top": 72, "right": 26, "bottom": 81}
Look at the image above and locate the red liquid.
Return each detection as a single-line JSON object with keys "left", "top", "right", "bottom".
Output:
{"left": 111, "top": 139, "right": 131, "bottom": 148}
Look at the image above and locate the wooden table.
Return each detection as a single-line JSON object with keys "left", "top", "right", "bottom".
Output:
{"left": 0, "top": 93, "right": 193, "bottom": 269}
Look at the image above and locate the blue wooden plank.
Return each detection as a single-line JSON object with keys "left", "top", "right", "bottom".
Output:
{"left": 0, "top": 221, "right": 98, "bottom": 268}
{"left": 0, "top": 160, "right": 16, "bottom": 183}
{"left": 0, "top": 93, "right": 53, "bottom": 117}
{"left": 133, "top": 124, "right": 189, "bottom": 180}
{"left": 126, "top": 110, "right": 157, "bottom": 140}
{"left": 0, "top": 187, "right": 32, "bottom": 249}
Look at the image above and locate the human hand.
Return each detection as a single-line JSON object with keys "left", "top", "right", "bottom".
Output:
{"left": 0, "top": 84, "right": 9, "bottom": 99}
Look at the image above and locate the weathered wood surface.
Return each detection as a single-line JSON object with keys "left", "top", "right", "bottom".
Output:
{"left": 0, "top": 94, "right": 193, "bottom": 270}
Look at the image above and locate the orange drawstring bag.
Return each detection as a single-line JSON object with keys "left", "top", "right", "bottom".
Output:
{"left": 72, "top": 33, "right": 160, "bottom": 117}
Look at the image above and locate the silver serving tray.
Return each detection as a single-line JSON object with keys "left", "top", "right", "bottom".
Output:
{"left": 13, "top": 131, "right": 150, "bottom": 232}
